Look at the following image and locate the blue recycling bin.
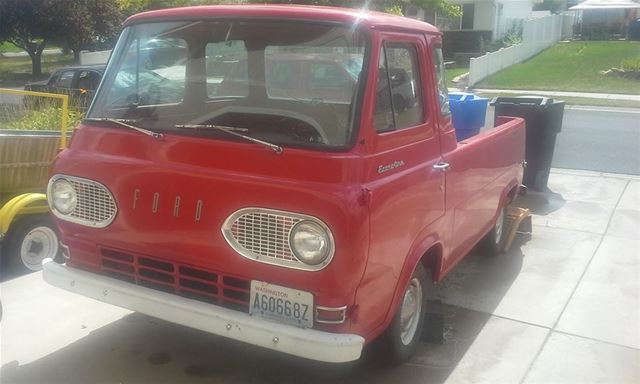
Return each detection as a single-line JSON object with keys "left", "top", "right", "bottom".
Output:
{"left": 449, "top": 92, "right": 489, "bottom": 141}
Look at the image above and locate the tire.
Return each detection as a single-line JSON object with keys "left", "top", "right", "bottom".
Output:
{"left": 479, "top": 204, "right": 506, "bottom": 257}
{"left": 373, "top": 263, "right": 428, "bottom": 365}
{"left": 3, "top": 215, "right": 61, "bottom": 273}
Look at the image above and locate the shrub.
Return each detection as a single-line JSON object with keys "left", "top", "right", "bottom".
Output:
{"left": 621, "top": 57, "right": 640, "bottom": 72}
{"left": 5, "top": 107, "right": 83, "bottom": 131}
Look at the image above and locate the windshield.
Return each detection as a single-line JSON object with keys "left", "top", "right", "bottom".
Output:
{"left": 88, "top": 21, "right": 367, "bottom": 150}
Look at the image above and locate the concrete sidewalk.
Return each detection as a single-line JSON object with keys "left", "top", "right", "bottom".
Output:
{"left": 1, "top": 169, "right": 639, "bottom": 383}
{"left": 471, "top": 88, "right": 640, "bottom": 102}
{"left": 0, "top": 49, "right": 63, "bottom": 58}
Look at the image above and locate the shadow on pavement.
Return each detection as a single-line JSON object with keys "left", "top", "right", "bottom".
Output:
{"left": 0, "top": 205, "right": 543, "bottom": 383}
{"left": 517, "top": 188, "right": 566, "bottom": 216}
{"left": 0, "top": 243, "right": 528, "bottom": 384}
{"left": 0, "top": 304, "right": 500, "bottom": 384}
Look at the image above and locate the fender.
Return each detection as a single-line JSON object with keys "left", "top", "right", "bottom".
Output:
{"left": 0, "top": 193, "right": 49, "bottom": 239}
{"left": 364, "top": 231, "right": 443, "bottom": 342}
{"left": 493, "top": 177, "right": 521, "bottom": 226}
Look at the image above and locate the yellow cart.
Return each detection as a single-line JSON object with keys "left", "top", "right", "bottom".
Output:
{"left": 0, "top": 88, "right": 70, "bottom": 272}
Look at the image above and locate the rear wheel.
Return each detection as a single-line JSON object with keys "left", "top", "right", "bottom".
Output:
{"left": 480, "top": 205, "right": 506, "bottom": 256}
{"left": 374, "top": 263, "right": 428, "bottom": 365}
{"left": 4, "top": 215, "right": 61, "bottom": 273}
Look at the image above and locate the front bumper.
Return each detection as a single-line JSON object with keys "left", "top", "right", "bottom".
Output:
{"left": 42, "top": 260, "right": 364, "bottom": 363}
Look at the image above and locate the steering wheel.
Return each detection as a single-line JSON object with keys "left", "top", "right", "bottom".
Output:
{"left": 287, "top": 120, "right": 327, "bottom": 144}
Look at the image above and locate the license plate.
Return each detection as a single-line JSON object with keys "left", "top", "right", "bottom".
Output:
{"left": 249, "top": 280, "right": 313, "bottom": 328}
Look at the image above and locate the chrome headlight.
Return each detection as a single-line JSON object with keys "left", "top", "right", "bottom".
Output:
{"left": 289, "top": 220, "right": 333, "bottom": 266}
{"left": 50, "top": 178, "right": 77, "bottom": 214}
{"left": 47, "top": 175, "right": 117, "bottom": 228}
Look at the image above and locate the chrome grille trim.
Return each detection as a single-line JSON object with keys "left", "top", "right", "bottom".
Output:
{"left": 48, "top": 174, "right": 117, "bottom": 228}
{"left": 222, "top": 208, "right": 334, "bottom": 271}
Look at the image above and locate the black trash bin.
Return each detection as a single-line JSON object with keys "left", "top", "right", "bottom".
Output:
{"left": 492, "top": 97, "right": 565, "bottom": 191}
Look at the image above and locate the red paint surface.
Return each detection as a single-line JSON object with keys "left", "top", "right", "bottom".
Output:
{"left": 52, "top": 6, "right": 524, "bottom": 342}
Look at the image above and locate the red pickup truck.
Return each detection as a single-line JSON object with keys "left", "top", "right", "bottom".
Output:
{"left": 43, "top": 5, "right": 525, "bottom": 364}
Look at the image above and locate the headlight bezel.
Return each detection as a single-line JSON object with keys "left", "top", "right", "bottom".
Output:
{"left": 222, "top": 208, "right": 335, "bottom": 272}
{"left": 47, "top": 174, "right": 118, "bottom": 228}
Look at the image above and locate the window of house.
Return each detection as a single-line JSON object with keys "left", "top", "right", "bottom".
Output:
{"left": 374, "top": 42, "right": 424, "bottom": 132}
{"left": 461, "top": 4, "right": 475, "bottom": 30}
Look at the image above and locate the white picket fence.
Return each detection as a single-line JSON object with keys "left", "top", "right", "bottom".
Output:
{"left": 468, "top": 13, "right": 575, "bottom": 86}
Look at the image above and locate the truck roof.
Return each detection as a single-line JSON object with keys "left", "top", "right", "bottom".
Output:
{"left": 123, "top": 4, "right": 440, "bottom": 34}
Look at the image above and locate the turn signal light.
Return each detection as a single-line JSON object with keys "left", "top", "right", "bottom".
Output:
{"left": 315, "top": 305, "right": 347, "bottom": 324}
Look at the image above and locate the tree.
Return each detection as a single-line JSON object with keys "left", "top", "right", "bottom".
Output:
{"left": 0, "top": 0, "right": 62, "bottom": 77}
{"left": 58, "top": 0, "right": 122, "bottom": 63}
{"left": 117, "top": 0, "right": 206, "bottom": 15}
{"left": 533, "top": 0, "right": 565, "bottom": 14}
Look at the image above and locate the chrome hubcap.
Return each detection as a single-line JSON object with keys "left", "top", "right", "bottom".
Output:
{"left": 20, "top": 226, "right": 58, "bottom": 271}
{"left": 400, "top": 277, "right": 423, "bottom": 345}
{"left": 495, "top": 208, "right": 505, "bottom": 245}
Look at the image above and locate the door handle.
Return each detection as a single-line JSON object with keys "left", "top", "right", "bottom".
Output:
{"left": 433, "top": 162, "right": 450, "bottom": 172}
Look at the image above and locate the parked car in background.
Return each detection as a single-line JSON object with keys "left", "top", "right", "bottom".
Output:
{"left": 24, "top": 65, "right": 105, "bottom": 109}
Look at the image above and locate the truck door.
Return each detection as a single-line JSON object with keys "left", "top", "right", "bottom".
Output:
{"left": 359, "top": 32, "right": 445, "bottom": 333}
{"left": 431, "top": 42, "right": 498, "bottom": 263}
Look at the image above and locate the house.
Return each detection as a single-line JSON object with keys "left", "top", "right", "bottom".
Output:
{"left": 404, "top": 0, "right": 541, "bottom": 63}
{"left": 406, "top": 0, "right": 540, "bottom": 41}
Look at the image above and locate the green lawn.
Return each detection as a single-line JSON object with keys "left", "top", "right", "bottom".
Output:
{"left": 478, "top": 41, "right": 640, "bottom": 94}
{"left": 0, "top": 54, "right": 74, "bottom": 84}
{"left": 0, "top": 42, "right": 23, "bottom": 53}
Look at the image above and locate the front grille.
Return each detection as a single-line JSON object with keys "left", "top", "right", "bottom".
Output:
{"left": 230, "top": 211, "right": 302, "bottom": 262}
{"left": 99, "top": 248, "right": 251, "bottom": 312}
{"left": 69, "top": 179, "right": 117, "bottom": 225}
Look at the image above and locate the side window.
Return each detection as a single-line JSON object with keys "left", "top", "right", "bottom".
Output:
{"left": 433, "top": 47, "right": 450, "bottom": 116}
{"left": 374, "top": 42, "right": 424, "bottom": 132}
{"left": 77, "top": 71, "right": 100, "bottom": 91}
{"left": 48, "top": 71, "right": 61, "bottom": 86}
{"left": 56, "top": 71, "right": 75, "bottom": 89}
{"left": 207, "top": 40, "right": 248, "bottom": 98}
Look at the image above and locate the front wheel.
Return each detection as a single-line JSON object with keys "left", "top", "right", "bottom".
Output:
{"left": 373, "top": 263, "right": 428, "bottom": 365}
{"left": 4, "top": 215, "right": 61, "bottom": 272}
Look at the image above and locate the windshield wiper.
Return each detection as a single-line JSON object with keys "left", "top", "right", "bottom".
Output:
{"left": 175, "top": 124, "right": 283, "bottom": 154}
{"left": 84, "top": 118, "right": 164, "bottom": 141}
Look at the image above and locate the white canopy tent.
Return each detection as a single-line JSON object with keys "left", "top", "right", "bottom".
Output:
{"left": 569, "top": 0, "right": 640, "bottom": 10}
{"left": 569, "top": 0, "right": 640, "bottom": 38}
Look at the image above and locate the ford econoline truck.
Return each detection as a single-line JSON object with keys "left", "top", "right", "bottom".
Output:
{"left": 42, "top": 5, "right": 525, "bottom": 364}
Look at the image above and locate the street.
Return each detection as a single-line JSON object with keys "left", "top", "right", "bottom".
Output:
{"left": 553, "top": 106, "right": 640, "bottom": 175}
